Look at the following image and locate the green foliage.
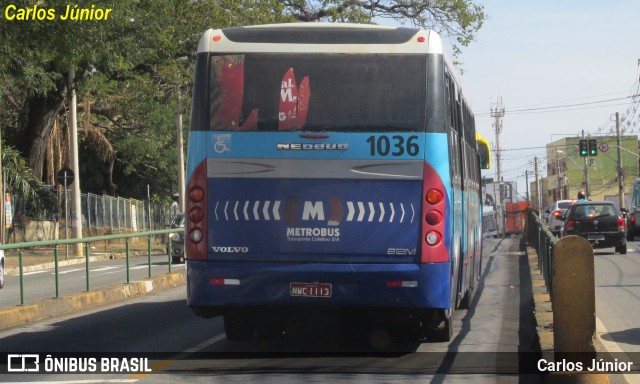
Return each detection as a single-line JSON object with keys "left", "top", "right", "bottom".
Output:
{"left": 0, "top": 0, "right": 485, "bottom": 209}
{"left": 2, "top": 146, "right": 56, "bottom": 218}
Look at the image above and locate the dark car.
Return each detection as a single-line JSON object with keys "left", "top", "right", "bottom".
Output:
{"left": 168, "top": 213, "right": 185, "bottom": 264}
{"left": 562, "top": 201, "right": 627, "bottom": 254}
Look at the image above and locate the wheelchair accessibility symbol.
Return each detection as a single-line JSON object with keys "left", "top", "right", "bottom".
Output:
{"left": 213, "top": 134, "right": 231, "bottom": 154}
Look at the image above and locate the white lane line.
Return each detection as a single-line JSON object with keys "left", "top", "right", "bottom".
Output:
{"left": 55, "top": 268, "right": 85, "bottom": 275}
{"left": 595, "top": 316, "right": 640, "bottom": 384}
{"left": 22, "top": 271, "right": 48, "bottom": 276}
{"left": 3, "top": 380, "right": 138, "bottom": 383}
{"left": 182, "top": 333, "right": 226, "bottom": 354}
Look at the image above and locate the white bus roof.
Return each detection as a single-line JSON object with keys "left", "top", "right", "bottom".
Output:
{"left": 197, "top": 22, "right": 445, "bottom": 55}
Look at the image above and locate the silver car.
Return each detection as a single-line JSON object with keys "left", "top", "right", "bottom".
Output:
{"left": 546, "top": 200, "right": 576, "bottom": 236}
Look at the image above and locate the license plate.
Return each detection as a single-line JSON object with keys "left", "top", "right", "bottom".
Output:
{"left": 588, "top": 235, "right": 605, "bottom": 241}
{"left": 290, "top": 282, "right": 332, "bottom": 298}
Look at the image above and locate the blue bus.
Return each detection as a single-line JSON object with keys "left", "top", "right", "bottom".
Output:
{"left": 185, "top": 23, "right": 491, "bottom": 342}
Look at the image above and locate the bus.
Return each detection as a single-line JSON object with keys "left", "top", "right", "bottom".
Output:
{"left": 185, "top": 23, "right": 491, "bottom": 343}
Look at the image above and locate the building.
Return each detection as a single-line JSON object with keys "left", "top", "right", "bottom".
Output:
{"left": 531, "top": 135, "right": 638, "bottom": 209}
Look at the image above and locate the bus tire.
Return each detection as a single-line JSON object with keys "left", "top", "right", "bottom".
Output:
{"left": 223, "top": 311, "right": 255, "bottom": 341}
{"left": 426, "top": 310, "right": 453, "bottom": 342}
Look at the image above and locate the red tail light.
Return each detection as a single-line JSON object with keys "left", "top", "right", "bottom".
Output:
{"left": 553, "top": 211, "right": 562, "bottom": 218}
{"left": 618, "top": 217, "right": 626, "bottom": 232}
{"left": 421, "top": 162, "right": 448, "bottom": 263}
{"left": 631, "top": 214, "right": 636, "bottom": 223}
{"left": 185, "top": 160, "right": 208, "bottom": 260}
{"left": 565, "top": 219, "right": 575, "bottom": 231}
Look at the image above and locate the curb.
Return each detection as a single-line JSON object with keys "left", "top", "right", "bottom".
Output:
{"left": 0, "top": 270, "right": 186, "bottom": 331}
{"left": 527, "top": 247, "right": 554, "bottom": 353}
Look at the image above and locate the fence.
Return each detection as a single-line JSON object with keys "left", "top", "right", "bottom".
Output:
{"left": 525, "top": 208, "right": 558, "bottom": 294}
{"left": 1, "top": 228, "right": 181, "bottom": 306}
{"left": 8, "top": 190, "right": 174, "bottom": 243}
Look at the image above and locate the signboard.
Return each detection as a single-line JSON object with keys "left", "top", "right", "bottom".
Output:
{"left": 56, "top": 167, "right": 74, "bottom": 186}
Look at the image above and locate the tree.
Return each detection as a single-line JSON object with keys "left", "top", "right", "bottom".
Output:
{"left": 1, "top": 0, "right": 484, "bottom": 209}
{"left": 281, "top": 0, "right": 486, "bottom": 57}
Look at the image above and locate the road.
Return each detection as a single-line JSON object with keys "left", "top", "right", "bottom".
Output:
{"left": 0, "top": 254, "right": 184, "bottom": 307}
{"left": 595, "top": 238, "right": 640, "bottom": 358}
{"left": 0, "top": 236, "right": 543, "bottom": 383}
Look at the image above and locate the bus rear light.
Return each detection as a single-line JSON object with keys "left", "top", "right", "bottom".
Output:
{"left": 212, "top": 35, "right": 222, "bottom": 42}
{"left": 426, "top": 189, "right": 444, "bottom": 205}
{"left": 190, "top": 228, "right": 203, "bottom": 243}
{"left": 189, "top": 186, "right": 205, "bottom": 203}
{"left": 421, "top": 162, "right": 448, "bottom": 263}
{"left": 425, "top": 231, "right": 441, "bottom": 246}
{"left": 186, "top": 160, "right": 208, "bottom": 260}
{"left": 386, "top": 280, "right": 418, "bottom": 288}
{"left": 425, "top": 210, "right": 443, "bottom": 225}
{"left": 189, "top": 207, "right": 204, "bottom": 223}
{"left": 417, "top": 36, "right": 426, "bottom": 43}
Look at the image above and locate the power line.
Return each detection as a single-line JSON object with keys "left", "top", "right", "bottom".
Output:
{"left": 476, "top": 94, "right": 640, "bottom": 117}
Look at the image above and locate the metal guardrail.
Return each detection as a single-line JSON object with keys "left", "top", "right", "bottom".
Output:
{"left": 525, "top": 208, "right": 558, "bottom": 295}
{"left": 0, "top": 228, "right": 184, "bottom": 305}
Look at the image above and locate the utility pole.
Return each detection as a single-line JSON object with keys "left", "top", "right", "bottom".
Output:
{"left": 556, "top": 150, "right": 562, "bottom": 200}
{"left": 616, "top": 112, "right": 625, "bottom": 209}
{"left": 491, "top": 97, "right": 505, "bottom": 207}
{"left": 525, "top": 170, "right": 530, "bottom": 204}
{"left": 69, "top": 67, "right": 83, "bottom": 256}
{"left": 534, "top": 157, "right": 541, "bottom": 209}
{"left": 582, "top": 130, "right": 590, "bottom": 199}
{"left": 176, "top": 87, "right": 186, "bottom": 213}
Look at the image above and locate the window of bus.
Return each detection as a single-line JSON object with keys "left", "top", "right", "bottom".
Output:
{"left": 207, "top": 54, "right": 427, "bottom": 133}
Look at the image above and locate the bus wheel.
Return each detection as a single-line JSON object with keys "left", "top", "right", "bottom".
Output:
{"left": 425, "top": 310, "right": 453, "bottom": 342}
{"left": 223, "top": 311, "right": 255, "bottom": 341}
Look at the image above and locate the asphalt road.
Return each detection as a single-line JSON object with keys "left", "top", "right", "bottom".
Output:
{"left": 0, "top": 254, "right": 184, "bottom": 307}
{"left": 595, "top": 238, "right": 640, "bottom": 359}
{"left": 0, "top": 236, "right": 542, "bottom": 383}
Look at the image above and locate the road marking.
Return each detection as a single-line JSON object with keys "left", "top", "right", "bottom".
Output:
{"left": 595, "top": 316, "right": 640, "bottom": 384}
{"left": 3, "top": 380, "right": 137, "bottom": 383}
{"left": 55, "top": 268, "right": 85, "bottom": 275}
{"left": 128, "top": 333, "right": 226, "bottom": 380}
{"left": 91, "top": 266, "right": 120, "bottom": 272}
{"left": 22, "top": 271, "right": 48, "bottom": 276}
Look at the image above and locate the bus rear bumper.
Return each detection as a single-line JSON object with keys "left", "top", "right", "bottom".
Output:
{"left": 186, "top": 260, "right": 451, "bottom": 314}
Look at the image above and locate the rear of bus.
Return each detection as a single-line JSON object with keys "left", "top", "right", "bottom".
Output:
{"left": 186, "top": 24, "right": 454, "bottom": 339}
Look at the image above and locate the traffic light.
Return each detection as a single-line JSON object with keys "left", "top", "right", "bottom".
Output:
{"left": 588, "top": 139, "right": 598, "bottom": 156}
{"left": 579, "top": 139, "right": 588, "bottom": 157}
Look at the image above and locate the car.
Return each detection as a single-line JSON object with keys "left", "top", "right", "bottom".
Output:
{"left": 0, "top": 249, "right": 4, "bottom": 288}
{"left": 562, "top": 201, "right": 627, "bottom": 254}
{"left": 168, "top": 213, "right": 185, "bottom": 264}
{"left": 545, "top": 200, "right": 576, "bottom": 236}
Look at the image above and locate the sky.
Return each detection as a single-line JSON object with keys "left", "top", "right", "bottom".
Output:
{"left": 448, "top": 0, "right": 640, "bottom": 199}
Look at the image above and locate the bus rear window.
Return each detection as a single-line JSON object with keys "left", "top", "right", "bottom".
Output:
{"left": 206, "top": 53, "right": 426, "bottom": 133}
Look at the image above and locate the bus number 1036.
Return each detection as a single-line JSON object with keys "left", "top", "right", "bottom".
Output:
{"left": 366, "top": 135, "right": 420, "bottom": 157}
